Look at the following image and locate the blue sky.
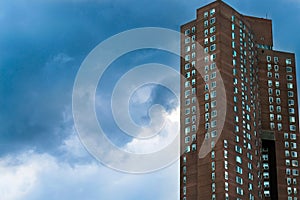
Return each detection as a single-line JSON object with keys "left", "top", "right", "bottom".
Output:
{"left": 1, "top": 0, "right": 300, "bottom": 199}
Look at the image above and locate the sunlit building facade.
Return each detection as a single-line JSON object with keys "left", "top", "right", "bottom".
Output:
{"left": 180, "top": 1, "right": 299, "bottom": 199}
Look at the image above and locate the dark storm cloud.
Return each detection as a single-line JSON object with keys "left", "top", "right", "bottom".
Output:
{"left": 0, "top": 0, "right": 212, "bottom": 155}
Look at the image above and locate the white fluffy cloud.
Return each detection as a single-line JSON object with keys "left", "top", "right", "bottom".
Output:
{"left": 125, "top": 106, "right": 179, "bottom": 154}
{"left": 0, "top": 132, "right": 179, "bottom": 200}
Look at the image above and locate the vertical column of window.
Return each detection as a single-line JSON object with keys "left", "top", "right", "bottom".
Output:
{"left": 232, "top": 17, "right": 244, "bottom": 199}
{"left": 184, "top": 28, "right": 192, "bottom": 155}
{"left": 206, "top": 8, "right": 217, "bottom": 200}
{"left": 285, "top": 131, "right": 299, "bottom": 199}
{"left": 223, "top": 140, "right": 229, "bottom": 199}
{"left": 204, "top": 7, "right": 217, "bottom": 146}
{"left": 285, "top": 58, "right": 298, "bottom": 199}
{"left": 267, "top": 56, "right": 275, "bottom": 130}
{"left": 182, "top": 28, "right": 191, "bottom": 200}
{"left": 274, "top": 57, "right": 282, "bottom": 130}
{"left": 262, "top": 147, "right": 271, "bottom": 197}
{"left": 286, "top": 59, "right": 296, "bottom": 133}
{"left": 204, "top": 9, "right": 217, "bottom": 65}
{"left": 190, "top": 27, "right": 197, "bottom": 154}
{"left": 184, "top": 26, "right": 197, "bottom": 158}
{"left": 182, "top": 23, "right": 197, "bottom": 200}
{"left": 250, "top": 31, "right": 261, "bottom": 199}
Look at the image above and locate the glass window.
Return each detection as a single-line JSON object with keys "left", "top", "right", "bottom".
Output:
{"left": 185, "top": 117, "right": 190, "bottom": 124}
{"left": 185, "top": 136, "right": 190, "bottom": 143}
{"left": 204, "top": 29, "right": 208, "bottom": 37}
{"left": 185, "top": 55, "right": 190, "bottom": 61}
{"left": 236, "top": 187, "right": 244, "bottom": 195}
{"left": 269, "top": 97, "right": 273, "bottom": 103}
{"left": 204, "top": 11, "right": 208, "bottom": 18}
{"left": 235, "top": 145, "right": 242, "bottom": 154}
{"left": 288, "top": 91, "right": 294, "bottom": 97}
{"left": 287, "top": 75, "right": 293, "bottom": 81}
{"left": 185, "top": 46, "right": 190, "bottom": 53}
{"left": 185, "top": 90, "right": 190, "bottom": 98}
{"left": 204, "top": 38, "right": 208, "bottom": 45}
{"left": 210, "top": 44, "right": 216, "bottom": 51}
{"left": 192, "top": 43, "right": 196, "bottom": 50}
{"left": 185, "top": 81, "right": 190, "bottom": 88}
{"left": 277, "top": 114, "right": 282, "bottom": 121}
{"left": 276, "top": 98, "right": 281, "bottom": 104}
{"left": 236, "top": 156, "right": 242, "bottom": 164}
{"left": 192, "top": 61, "right": 196, "bottom": 67}
{"left": 184, "top": 63, "right": 190, "bottom": 70}
{"left": 210, "top": 35, "right": 216, "bottom": 42}
{"left": 284, "top": 133, "right": 289, "bottom": 139}
{"left": 211, "top": 100, "right": 216, "bottom": 108}
{"left": 277, "top": 106, "right": 281, "bottom": 112}
{"left": 185, "top": 37, "right": 190, "bottom": 44}
{"left": 287, "top": 83, "right": 294, "bottom": 89}
{"left": 289, "top": 108, "right": 295, "bottom": 114}
{"left": 211, "top": 91, "right": 217, "bottom": 98}
{"left": 204, "top": 20, "right": 208, "bottom": 27}
{"left": 286, "top": 66, "right": 292, "bottom": 73}
{"left": 185, "top": 99, "right": 190, "bottom": 106}
{"left": 267, "top": 64, "right": 272, "bottom": 71}
{"left": 203, "top": 47, "right": 208, "bottom": 53}
{"left": 291, "top": 134, "right": 297, "bottom": 140}
{"left": 236, "top": 176, "right": 243, "bottom": 185}
{"left": 231, "top": 15, "right": 235, "bottom": 22}
{"left": 212, "top": 161, "right": 215, "bottom": 171}
{"left": 211, "top": 72, "right": 216, "bottom": 79}
{"left": 185, "top": 108, "right": 190, "bottom": 115}
{"left": 224, "top": 140, "right": 228, "bottom": 148}
{"left": 268, "top": 80, "right": 272, "bottom": 87}
{"left": 211, "top": 81, "right": 216, "bottom": 88}
{"left": 267, "top": 72, "right": 272, "bottom": 78}
{"left": 185, "top": 127, "right": 190, "bottom": 135}
{"left": 191, "top": 35, "right": 195, "bottom": 42}
{"left": 191, "top": 26, "right": 195, "bottom": 33}
{"left": 290, "top": 116, "right": 296, "bottom": 123}
{"left": 290, "top": 125, "right": 296, "bottom": 131}
{"left": 185, "top": 146, "right": 190, "bottom": 153}
{"left": 236, "top": 166, "right": 243, "bottom": 174}
{"left": 292, "top": 169, "right": 299, "bottom": 176}
{"left": 184, "top": 29, "right": 190, "bottom": 36}
{"left": 212, "top": 110, "right": 217, "bottom": 118}
{"left": 211, "top": 120, "right": 217, "bottom": 128}
{"left": 191, "top": 144, "right": 196, "bottom": 151}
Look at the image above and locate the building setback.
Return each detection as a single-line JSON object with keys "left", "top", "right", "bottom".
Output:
{"left": 180, "top": 0, "right": 300, "bottom": 199}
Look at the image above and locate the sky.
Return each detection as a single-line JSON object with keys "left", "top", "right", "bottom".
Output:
{"left": 1, "top": 0, "right": 300, "bottom": 199}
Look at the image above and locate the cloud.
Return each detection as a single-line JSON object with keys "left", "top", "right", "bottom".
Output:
{"left": 52, "top": 53, "right": 74, "bottom": 64}
{"left": 130, "top": 84, "right": 155, "bottom": 104}
{"left": 125, "top": 106, "right": 179, "bottom": 154}
{"left": 0, "top": 149, "right": 179, "bottom": 200}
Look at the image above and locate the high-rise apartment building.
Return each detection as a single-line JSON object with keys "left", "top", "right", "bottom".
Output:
{"left": 180, "top": 1, "right": 299, "bottom": 199}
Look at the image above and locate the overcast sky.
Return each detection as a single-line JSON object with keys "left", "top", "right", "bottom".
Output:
{"left": 1, "top": 0, "right": 300, "bottom": 199}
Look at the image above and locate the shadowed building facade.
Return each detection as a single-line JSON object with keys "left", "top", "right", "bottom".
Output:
{"left": 180, "top": 1, "right": 299, "bottom": 199}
